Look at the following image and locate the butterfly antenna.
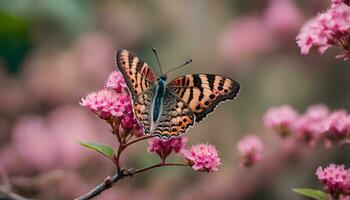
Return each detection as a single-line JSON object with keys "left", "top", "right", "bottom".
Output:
{"left": 152, "top": 48, "right": 163, "bottom": 76}
{"left": 164, "top": 59, "right": 193, "bottom": 76}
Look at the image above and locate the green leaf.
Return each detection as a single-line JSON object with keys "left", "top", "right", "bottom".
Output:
{"left": 292, "top": 188, "right": 328, "bottom": 200}
{"left": 79, "top": 141, "right": 116, "bottom": 160}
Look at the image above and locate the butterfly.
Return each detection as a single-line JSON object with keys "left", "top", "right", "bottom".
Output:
{"left": 116, "top": 49, "right": 240, "bottom": 139}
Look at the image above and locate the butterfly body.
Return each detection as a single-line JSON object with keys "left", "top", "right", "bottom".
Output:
{"left": 116, "top": 49, "right": 240, "bottom": 139}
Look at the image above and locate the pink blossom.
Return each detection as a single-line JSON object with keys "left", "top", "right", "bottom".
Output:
{"left": 296, "top": 4, "right": 350, "bottom": 60}
{"left": 341, "top": 195, "right": 350, "bottom": 200}
{"left": 217, "top": 17, "right": 276, "bottom": 66}
{"left": 323, "top": 110, "right": 350, "bottom": 146}
{"left": 148, "top": 137, "right": 187, "bottom": 161}
{"left": 183, "top": 144, "right": 221, "bottom": 172}
{"left": 237, "top": 135, "right": 263, "bottom": 167}
{"left": 263, "top": 105, "right": 299, "bottom": 137}
{"left": 332, "top": 0, "right": 350, "bottom": 7}
{"left": 80, "top": 88, "right": 132, "bottom": 120}
{"left": 333, "top": 0, "right": 344, "bottom": 7}
{"left": 263, "top": 0, "right": 303, "bottom": 36}
{"left": 294, "top": 104, "right": 330, "bottom": 145}
{"left": 105, "top": 70, "right": 127, "bottom": 93}
{"left": 316, "top": 164, "right": 350, "bottom": 196}
{"left": 9, "top": 106, "right": 100, "bottom": 171}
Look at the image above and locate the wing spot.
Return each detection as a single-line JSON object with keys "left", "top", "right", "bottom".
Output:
{"left": 171, "top": 128, "right": 177, "bottom": 132}
{"left": 209, "top": 94, "right": 215, "bottom": 99}
{"left": 195, "top": 105, "right": 201, "bottom": 110}
{"left": 129, "top": 71, "right": 133, "bottom": 75}
{"left": 183, "top": 118, "right": 188, "bottom": 122}
{"left": 218, "top": 86, "right": 224, "bottom": 91}
{"left": 219, "top": 82, "right": 224, "bottom": 86}
{"left": 181, "top": 126, "right": 185, "bottom": 129}
{"left": 131, "top": 79, "right": 135, "bottom": 83}
{"left": 122, "top": 61, "right": 126, "bottom": 65}
{"left": 204, "top": 101, "right": 209, "bottom": 106}
{"left": 178, "top": 121, "right": 183, "bottom": 126}
{"left": 224, "top": 89, "right": 229, "bottom": 93}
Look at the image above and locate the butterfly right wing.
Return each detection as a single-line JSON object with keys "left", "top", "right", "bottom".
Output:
{"left": 116, "top": 49, "right": 156, "bottom": 101}
{"left": 153, "top": 88, "right": 195, "bottom": 139}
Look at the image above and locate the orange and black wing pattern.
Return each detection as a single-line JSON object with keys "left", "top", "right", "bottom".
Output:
{"left": 116, "top": 49, "right": 156, "bottom": 101}
{"left": 168, "top": 74, "right": 240, "bottom": 122}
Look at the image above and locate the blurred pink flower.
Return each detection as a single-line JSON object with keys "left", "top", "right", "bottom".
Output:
{"left": 316, "top": 164, "right": 350, "bottom": 196}
{"left": 323, "top": 110, "right": 350, "bottom": 147}
{"left": 9, "top": 106, "right": 100, "bottom": 172}
{"left": 217, "top": 17, "right": 276, "bottom": 66}
{"left": 296, "top": 3, "right": 350, "bottom": 60}
{"left": 183, "top": 144, "right": 221, "bottom": 172}
{"left": 333, "top": 0, "right": 343, "bottom": 7}
{"left": 333, "top": 0, "right": 350, "bottom": 7}
{"left": 341, "top": 195, "right": 350, "bottom": 200}
{"left": 237, "top": 135, "right": 263, "bottom": 167}
{"left": 263, "top": 0, "right": 303, "bottom": 36}
{"left": 80, "top": 89, "right": 132, "bottom": 120}
{"left": 263, "top": 105, "right": 299, "bottom": 137}
{"left": 148, "top": 137, "right": 187, "bottom": 161}
{"left": 105, "top": 70, "right": 127, "bottom": 93}
{"left": 294, "top": 104, "right": 330, "bottom": 145}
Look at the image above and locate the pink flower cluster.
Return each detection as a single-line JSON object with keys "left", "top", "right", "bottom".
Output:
{"left": 105, "top": 71, "right": 127, "bottom": 93}
{"left": 237, "top": 135, "right": 263, "bottom": 167}
{"left": 183, "top": 144, "right": 221, "bottom": 172}
{"left": 264, "top": 104, "right": 350, "bottom": 147}
{"left": 316, "top": 164, "right": 350, "bottom": 197}
{"left": 148, "top": 137, "right": 221, "bottom": 172}
{"left": 80, "top": 70, "right": 142, "bottom": 136}
{"left": 296, "top": 1, "right": 350, "bottom": 60}
{"left": 263, "top": 105, "right": 299, "bottom": 137}
{"left": 148, "top": 137, "right": 187, "bottom": 161}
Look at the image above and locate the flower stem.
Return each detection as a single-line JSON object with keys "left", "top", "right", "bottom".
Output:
{"left": 133, "top": 163, "right": 188, "bottom": 175}
{"left": 125, "top": 135, "right": 155, "bottom": 147}
{"left": 75, "top": 163, "right": 188, "bottom": 200}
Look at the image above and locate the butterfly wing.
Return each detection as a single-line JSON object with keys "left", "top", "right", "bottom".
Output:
{"left": 168, "top": 74, "right": 240, "bottom": 122}
{"left": 132, "top": 85, "right": 156, "bottom": 135}
{"left": 153, "top": 88, "right": 195, "bottom": 139}
{"left": 116, "top": 49, "right": 156, "bottom": 101}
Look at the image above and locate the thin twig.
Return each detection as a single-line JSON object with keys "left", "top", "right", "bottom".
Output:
{"left": 126, "top": 135, "right": 155, "bottom": 147}
{"left": 74, "top": 170, "right": 126, "bottom": 200}
{"left": 0, "top": 187, "right": 33, "bottom": 200}
{"left": 133, "top": 163, "right": 187, "bottom": 174}
{"left": 75, "top": 163, "right": 188, "bottom": 200}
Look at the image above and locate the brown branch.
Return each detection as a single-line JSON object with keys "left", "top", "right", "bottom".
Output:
{"left": 0, "top": 187, "right": 33, "bottom": 200}
{"left": 75, "top": 163, "right": 188, "bottom": 200}
{"left": 125, "top": 135, "right": 155, "bottom": 147}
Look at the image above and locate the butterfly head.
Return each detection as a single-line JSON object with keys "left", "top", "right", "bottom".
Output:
{"left": 158, "top": 75, "right": 168, "bottom": 81}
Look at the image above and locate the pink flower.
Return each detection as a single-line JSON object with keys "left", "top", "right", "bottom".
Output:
{"left": 263, "top": 0, "right": 303, "bottom": 36}
{"left": 296, "top": 4, "right": 350, "bottom": 60}
{"left": 80, "top": 88, "right": 132, "bottom": 120}
{"left": 237, "top": 135, "right": 263, "bottom": 167}
{"left": 341, "top": 195, "right": 350, "bottom": 200}
{"left": 263, "top": 105, "right": 299, "bottom": 137}
{"left": 316, "top": 164, "right": 350, "bottom": 196}
{"left": 217, "top": 17, "right": 276, "bottom": 66}
{"left": 148, "top": 137, "right": 187, "bottom": 161}
{"left": 323, "top": 110, "right": 350, "bottom": 147}
{"left": 333, "top": 0, "right": 350, "bottom": 7}
{"left": 183, "top": 144, "right": 221, "bottom": 172}
{"left": 105, "top": 70, "right": 127, "bottom": 93}
{"left": 294, "top": 104, "right": 330, "bottom": 145}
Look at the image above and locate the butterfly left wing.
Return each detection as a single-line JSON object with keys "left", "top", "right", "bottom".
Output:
{"left": 152, "top": 88, "right": 195, "bottom": 139}
{"left": 168, "top": 74, "right": 240, "bottom": 122}
{"left": 116, "top": 49, "right": 156, "bottom": 102}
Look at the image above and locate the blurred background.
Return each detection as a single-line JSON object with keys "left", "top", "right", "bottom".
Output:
{"left": 0, "top": 0, "right": 350, "bottom": 199}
